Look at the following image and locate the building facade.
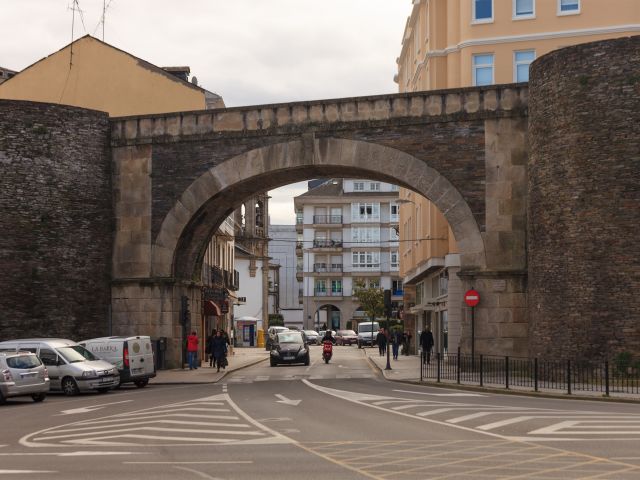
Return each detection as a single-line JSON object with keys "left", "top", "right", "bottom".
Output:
{"left": 0, "top": 67, "right": 16, "bottom": 85}
{"left": 295, "top": 180, "right": 402, "bottom": 331}
{"left": 396, "top": 0, "right": 640, "bottom": 355}
{"left": 269, "top": 225, "right": 304, "bottom": 329}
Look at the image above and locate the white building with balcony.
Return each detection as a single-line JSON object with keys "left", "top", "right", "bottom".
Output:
{"left": 294, "top": 179, "right": 402, "bottom": 331}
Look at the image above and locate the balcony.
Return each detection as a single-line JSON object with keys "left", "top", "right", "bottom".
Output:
{"left": 313, "top": 263, "right": 343, "bottom": 273}
{"left": 313, "top": 239, "right": 343, "bottom": 249}
{"left": 210, "top": 266, "right": 224, "bottom": 286}
{"left": 295, "top": 216, "right": 303, "bottom": 232}
{"left": 295, "top": 241, "right": 304, "bottom": 256}
{"left": 313, "top": 215, "right": 342, "bottom": 225}
{"left": 392, "top": 289, "right": 404, "bottom": 297}
{"left": 295, "top": 266, "right": 303, "bottom": 281}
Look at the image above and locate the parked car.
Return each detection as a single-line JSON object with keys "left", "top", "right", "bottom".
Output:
{"left": 0, "top": 339, "right": 119, "bottom": 396}
{"left": 318, "top": 330, "right": 337, "bottom": 344}
{"left": 357, "top": 322, "right": 380, "bottom": 348}
{"left": 0, "top": 351, "right": 49, "bottom": 404}
{"left": 335, "top": 330, "right": 358, "bottom": 346}
{"left": 79, "top": 336, "right": 156, "bottom": 388}
{"left": 266, "top": 326, "right": 289, "bottom": 350}
{"left": 269, "top": 331, "right": 310, "bottom": 367}
{"left": 302, "top": 330, "right": 320, "bottom": 345}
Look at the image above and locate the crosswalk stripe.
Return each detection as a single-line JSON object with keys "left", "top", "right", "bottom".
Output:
{"left": 478, "top": 416, "right": 535, "bottom": 431}
{"left": 416, "top": 408, "right": 455, "bottom": 417}
{"left": 446, "top": 412, "right": 497, "bottom": 424}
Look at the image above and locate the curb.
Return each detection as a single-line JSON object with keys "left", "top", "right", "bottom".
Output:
{"left": 150, "top": 356, "right": 269, "bottom": 385}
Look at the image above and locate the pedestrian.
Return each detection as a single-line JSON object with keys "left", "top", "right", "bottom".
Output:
{"left": 404, "top": 331, "right": 412, "bottom": 356}
{"left": 205, "top": 331, "right": 213, "bottom": 367}
{"left": 391, "top": 329, "right": 402, "bottom": 360}
{"left": 186, "top": 331, "right": 199, "bottom": 370}
{"left": 420, "top": 327, "right": 434, "bottom": 365}
{"left": 375, "top": 328, "right": 387, "bottom": 356}
{"left": 211, "top": 330, "right": 228, "bottom": 373}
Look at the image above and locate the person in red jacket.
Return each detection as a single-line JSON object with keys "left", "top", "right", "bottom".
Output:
{"left": 187, "top": 331, "right": 199, "bottom": 370}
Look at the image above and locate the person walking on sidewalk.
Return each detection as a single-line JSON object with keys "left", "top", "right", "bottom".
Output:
{"left": 391, "top": 329, "right": 402, "bottom": 360}
{"left": 211, "top": 330, "right": 228, "bottom": 373}
{"left": 376, "top": 328, "right": 387, "bottom": 357}
{"left": 187, "top": 331, "right": 199, "bottom": 370}
{"left": 420, "top": 327, "right": 434, "bottom": 364}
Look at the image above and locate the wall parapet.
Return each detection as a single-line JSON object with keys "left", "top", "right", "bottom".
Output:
{"left": 110, "top": 84, "right": 528, "bottom": 145}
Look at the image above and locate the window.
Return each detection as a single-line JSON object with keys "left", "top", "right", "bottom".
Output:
{"left": 391, "top": 251, "right": 399, "bottom": 269}
{"left": 351, "top": 202, "right": 380, "bottom": 222}
{"left": 315, "top": 279, "right": 327, "bottom": 293}
{"left": 390, "top": 227, "right": 399, "bottom": 242}
{"left": 514, "top": 50, "right": 535, "bottom": 82}
{"left": 369, "top": 182, "right": 380, "bottom": 191}
{"left": 390, "top": 184, "right": 399, "bottom": 191}
{"left": 352, "top": 251, "right": 380, "bottom": 270}
{"left": 439, "top": 270, "right": 449, "bottom": 296}
{"left": 473, "top": 54, "right": 494, "bottom": 86}
{"left": 354, "top": 181, "right": 365, "bottom": 191}
{"left": 514, "top": 0, "right": 534, "bottom": 18}
{"left": 416, "top": 282, "right": 424, "bottom": 305}
{"left": 392, "top": 280, "right": 403, "bottom": 295}
{"left": 352, "top": 227, "right": 380, "bottom": 244}
{"left": 558, "top": 0, "right": 580, "bottom": 14}
{"left": 390, "top": 203, "right": 399, "bottom": 221}
{"left": 472, "top": 0, "right": 493, "bottom": 23}
{"left": 331, "top": 280, "right": 342, "bottom": 294}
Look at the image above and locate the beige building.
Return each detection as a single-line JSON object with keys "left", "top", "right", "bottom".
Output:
{"left": 0, "top": 35, "right": 224, "bottom": 116}
{"left": 396, "top": 0, "right": 640, "bottom": 354}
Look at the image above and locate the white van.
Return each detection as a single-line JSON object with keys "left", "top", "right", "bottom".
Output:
{"left": 357, "top": 321, "right": 380, "bottom": 348}
{"left": 0, "top": 338, "right": 119, "bottom": 396}
{"left": 79, "top": 336, "right": 156, "bottom": 388}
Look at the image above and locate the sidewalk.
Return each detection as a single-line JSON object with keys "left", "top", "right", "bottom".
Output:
{"left": 363, "top": 348, "right": 640, "bottom": 403}
{"left": 151, "top": 347, "right": 269, "bottom": 385}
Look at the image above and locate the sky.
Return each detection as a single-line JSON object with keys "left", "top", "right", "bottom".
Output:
{"left": 1, "top": 0, "right": 411, "bottom": 224}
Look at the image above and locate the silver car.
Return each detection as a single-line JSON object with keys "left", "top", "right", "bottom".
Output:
{"left": 0, "top": 351, "right": 50, "bottom": 404}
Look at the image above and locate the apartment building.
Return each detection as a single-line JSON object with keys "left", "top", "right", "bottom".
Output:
{"left": 396, "top": 0, "right": 640, "bottom": 354}
{"left": 269, "top": 225, "right": 304, "bottom": 329}
{"left": 295, "top": 180, "right": 402, "bottom": 331}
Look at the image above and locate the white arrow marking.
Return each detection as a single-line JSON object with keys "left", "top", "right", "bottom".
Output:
{"left": 57, "top": 400, "right": 133, "bottom": 416}
{"left": 274, "top": 394, "right": 301, "bottom": 406}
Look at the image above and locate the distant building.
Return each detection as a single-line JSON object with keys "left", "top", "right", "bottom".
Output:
{"left": 0, "top": 67, "right": 16, "bottom": 85}
{"left": 0, "top": 35, "right": 224, "bottom": 116}
{"left": 295, "top": 179, "right": 401, "bottom": 331}
{"left": 269, "top": 225, "right": 303, "bottom": 329}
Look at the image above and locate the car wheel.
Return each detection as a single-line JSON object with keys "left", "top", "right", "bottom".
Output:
{"left": 134, "top": 378, "right": 149, "bottom": 388}
{"left": 61, "top": 377, "right": 80, "bottom": 396}
{"left": 97, "top": 387, "right": 110, "bottom": 394}
{"left": 31, "top": 393, "right": 46, "bottom": 402}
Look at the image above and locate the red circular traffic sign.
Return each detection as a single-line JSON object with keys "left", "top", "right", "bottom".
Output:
{"left": 464, "top": 289, "right": 480, "bottom": 307}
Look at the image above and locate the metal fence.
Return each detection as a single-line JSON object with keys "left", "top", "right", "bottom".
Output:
{"left": 420, "top": 348, "right": 640, "bottom": 396}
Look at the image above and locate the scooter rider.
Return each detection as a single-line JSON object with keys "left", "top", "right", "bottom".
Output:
{"left": 323, "top": 330, "right": 335, "bottom": 344}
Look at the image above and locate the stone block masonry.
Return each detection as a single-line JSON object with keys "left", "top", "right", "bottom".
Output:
{"left": 0, "top": 100, "right": 112, "bottom": 341}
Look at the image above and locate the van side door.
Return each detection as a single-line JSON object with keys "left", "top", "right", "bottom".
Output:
{"left": 38, "top": 347, "right": 62, "bottom": 390}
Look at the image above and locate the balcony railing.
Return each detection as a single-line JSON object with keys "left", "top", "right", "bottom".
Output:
{"left": 392, "top": 289, "right": 404, "bottom": 296}
{"left": 313, "top": 239, "right": 343, "bottom": 248}
{"left": 211, "top": 266, "right": 224, "bottom": 286}
{"left": 313, "top": 263, "right": 343, "bottom": 273}
{"left": 314, "top": 290, "right": 343, "bottom": 297}
{"left": 313, "top": 215, "right": 342, "bottom": 224}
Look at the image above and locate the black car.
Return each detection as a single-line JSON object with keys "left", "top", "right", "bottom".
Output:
{"left": 269, "top": 331, "right": 310, "bottom": 367}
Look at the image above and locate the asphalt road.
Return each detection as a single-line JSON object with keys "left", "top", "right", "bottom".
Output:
{"left": 2, "top": 346, "right": 640, "bottom": 479}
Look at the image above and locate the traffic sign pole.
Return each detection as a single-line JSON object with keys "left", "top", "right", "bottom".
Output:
{"left": 464, "top": 289, "right": 480, "bottom": 371}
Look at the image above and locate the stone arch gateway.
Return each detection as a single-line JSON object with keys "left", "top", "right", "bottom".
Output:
{"left": 2, "top": 36, "right": 638, "bottom": 368}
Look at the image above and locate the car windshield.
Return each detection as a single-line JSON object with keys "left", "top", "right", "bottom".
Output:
{"left": 358, "top": 324, "right": 378, "bottom": 333}
{"left": 6, "top": 355, "right": 42, "bottom": 369}
{"left": 277, "top": 333, "right": 303, "bottom": 344}
{"left": 338, "top": 330, "right": 356, "bottom": 336}
{"left": 57, "top": 345, "right": 98, "bottom": 363}
{"left": 303, "top": 331, "right": 317, "bottom": 336}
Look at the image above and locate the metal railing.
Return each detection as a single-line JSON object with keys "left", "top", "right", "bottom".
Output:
{"left": 420, "top": 349, "right": 640, "bottom": 396}
{"left": 313, "top": 215, "right": 342, "bottom": 224}
{"left": 313, "top": 263, "right": 343, "bottom": 272}
{"left": 314, "top": 290, "right": 343, "bottom": 297}
{"left": 313, "top": 239, "right": 343, "bottom": 248}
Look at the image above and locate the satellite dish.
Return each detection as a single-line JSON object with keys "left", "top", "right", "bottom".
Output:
{"left": 191, "top": 76, "right": 198, "bottom": 86}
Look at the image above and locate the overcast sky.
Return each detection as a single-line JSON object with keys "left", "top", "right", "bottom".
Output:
{"left": 1, "top": 0, "right": 411, "bottom": 224}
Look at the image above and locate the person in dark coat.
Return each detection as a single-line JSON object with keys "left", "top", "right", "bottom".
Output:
{"left": 391, "top": 329, "right": 402, "bottom": 360}
{"left": 420, "top": 327, "right": 435, "bottom": 364}
{"left": 375, "top": 329, "right": 387, "bottom": 356}
{"left": 210, "top": 330, "right": 228, "bottom": 372}
{"left": 205, "top": 331, "right": 214, "bottom": 367}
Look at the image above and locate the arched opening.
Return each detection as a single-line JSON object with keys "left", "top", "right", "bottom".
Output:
{"left": 314, "top": 304, "right": 341, "bottom": 332}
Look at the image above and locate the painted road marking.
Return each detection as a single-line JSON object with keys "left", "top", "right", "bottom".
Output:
{"left": 57, "top": 400, "right": 133, "bottom": 416}
{"left": 0, "top": 470, "right": 57, "bottom": 474}
{"left": 393, "top": 389, "right": 485, "bottom": 397}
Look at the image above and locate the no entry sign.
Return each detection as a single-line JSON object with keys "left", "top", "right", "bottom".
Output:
{"left": 464, "top": 289, "right": 480, "bottom": 307}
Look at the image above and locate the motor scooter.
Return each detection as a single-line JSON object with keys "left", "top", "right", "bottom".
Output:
{"left": 322, "top": 340, "right": 333, "bottom": 364}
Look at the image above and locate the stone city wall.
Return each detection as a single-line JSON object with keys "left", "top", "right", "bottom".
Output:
{"left": 0, "top": 100, "right": 112, "bottom": 342}
{"left": 528, "top": 36, "right": 640, "bottom": 361}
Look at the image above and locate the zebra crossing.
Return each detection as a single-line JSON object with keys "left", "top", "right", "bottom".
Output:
{"left": 226, "top": 373, "right": 375, "bottom": 384}
{"left": 20, "top": 394, "right": 291, "bottom": 448}
{"left": 303, "top": 380, "right": 640, "bottom": 441}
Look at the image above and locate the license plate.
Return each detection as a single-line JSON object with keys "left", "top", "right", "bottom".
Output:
{"left": 132, "top": 368, "right": 143, "bottom": 374}
{"left": 100, "top": 376, "right": 111, "bottom": 383}
{"left": 283, "top": 356, "right": 294, "bottom": 360}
